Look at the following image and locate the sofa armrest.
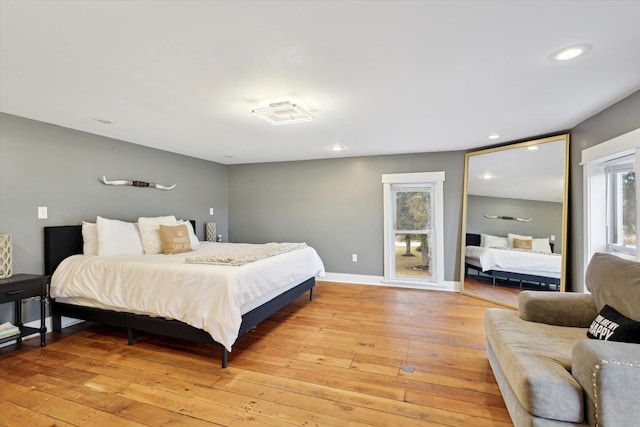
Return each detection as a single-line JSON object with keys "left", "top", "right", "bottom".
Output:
{"left": 518, "top": 291, "right": 597, "bottom": 327}
{"left": 572, "top": 340, "right": 640, "bottom": 427}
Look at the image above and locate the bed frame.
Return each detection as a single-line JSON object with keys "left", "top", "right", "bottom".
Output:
{"left": 44, "top": 224, "right": 315, "bottom": 368}
{"left": 464, "top": 233, "right": 560, "bottom": 290}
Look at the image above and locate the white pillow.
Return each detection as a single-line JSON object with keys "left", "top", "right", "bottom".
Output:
{"left": 81, "top": 221, "right": 98, "bottom": 255}
{"left": 532, "top": 237, "right": 552, "bottom": 253}
{"left": 178, "top": 220, "right": 200, "bottom": 248}
{"left": 508, "top": 233, "right": 532, "bottom": 248}
{"left": 481, "top": 234, "right": 509, "bottom": 248}
{"left": 96, "top": 216, "right": 144, "bottom": 256}
{"left": 138, "top": 216, "right": 177, "bottom": 254}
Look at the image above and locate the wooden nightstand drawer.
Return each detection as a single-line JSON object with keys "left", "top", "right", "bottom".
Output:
{"left": 0, "top": 274, "right": 47, "bottom": 347}
{"left": 0, "top": 276, "right": 44, "bottom": 304}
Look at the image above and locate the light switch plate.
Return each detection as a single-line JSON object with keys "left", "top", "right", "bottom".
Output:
{"left": 38, "top": 206, "right": 48, "bottom": 219}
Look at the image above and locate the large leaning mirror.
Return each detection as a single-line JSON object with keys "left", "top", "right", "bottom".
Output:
{"left": 460, "top": 134, "right": 569, "bottom": 308}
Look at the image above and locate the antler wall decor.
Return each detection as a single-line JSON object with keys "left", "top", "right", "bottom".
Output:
{"left": 100, "top": 176, "right": 176, "bottom": 190}
{"left": 484, "top": 214, "right": 532, "bottom": 222}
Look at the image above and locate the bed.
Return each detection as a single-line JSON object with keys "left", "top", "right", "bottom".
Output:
{"left": 44, "top": 221, "right": 325, "bottom": 368}
{"left": 464, "top": 233, "right": 561, "bottom": 290}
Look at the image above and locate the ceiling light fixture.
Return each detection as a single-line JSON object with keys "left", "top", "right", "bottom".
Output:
{"left": 252, "top": 101, "right": 313, "bottom": 126}
{"left": 527, "top": 146, "right": 540, "bottom": 151}
{"left": 93, "top": 117, "right": 113, "bottom": 124}
{"left": 487, "top": 133, "right": 501, "bottom": 140}
{"left": 329, "top": 144, "right": 345, "bottom": 152}
{"left": 549, "top": 44, "right": 592, "bottom": 62}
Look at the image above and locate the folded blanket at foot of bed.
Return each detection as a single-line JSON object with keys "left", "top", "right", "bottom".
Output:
{"left": 185, "top": 242, "right": 308, "bottom": 266}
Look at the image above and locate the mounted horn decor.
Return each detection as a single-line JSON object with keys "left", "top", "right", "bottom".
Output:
{"left": 100, "top": 176, "right": 176, "bottom": 190}
{"left": 484, "top": 214, "right": 532, "bottom": 222}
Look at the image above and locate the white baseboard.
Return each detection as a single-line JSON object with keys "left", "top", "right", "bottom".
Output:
{"left": 321, "top": 272, "right": 460, "bottom": 292}
{"left": 0, "top": 316, "right": 83, "bottom": 348}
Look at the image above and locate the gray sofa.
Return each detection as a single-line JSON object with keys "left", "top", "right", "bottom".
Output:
{"left": 484, "top": 252, "right": 640, "bottom": 426}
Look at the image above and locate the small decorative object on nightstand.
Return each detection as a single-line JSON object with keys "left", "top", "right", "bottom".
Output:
{"left": 205, "top": 222, "right": 216, "bottom": 242}
{"left": 0, "top": 234, "right": 12, "bottom": 279}
{"left": 0, "top": 274, "right": 47, "bottom": 347}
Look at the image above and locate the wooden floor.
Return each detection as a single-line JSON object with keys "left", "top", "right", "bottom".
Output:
{"left": 0, "top": 281, "right": 513, "bottom": 426}
{"left": 463, "top": 276, "right": 522, "bottom": 307}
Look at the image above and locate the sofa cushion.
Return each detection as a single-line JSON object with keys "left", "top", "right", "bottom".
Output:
{"left": 485, "top": 308, "right": 586, "bottom": 422}
{"left": 586, "top": 252, "right": 640, "bottom": 321}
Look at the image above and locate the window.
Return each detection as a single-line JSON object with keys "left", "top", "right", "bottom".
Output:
{"left": 605, "top": 155, "right": 636, "bottom": 259}
{"left": 382, "top": 172, "right": 445, "bottom": 287}
{"left": 393, "top": 184, "right": 434, "bottom": 281}
{"left": 583, "top": 129, "right": 639, "bottom": 273}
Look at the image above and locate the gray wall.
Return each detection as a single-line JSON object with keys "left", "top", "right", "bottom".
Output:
{"left": 1, "top": 88, "right": 637, "bottom": 325}
{"left": 466, "top": 195, "right": 564, "bottom": 253}
{"left": 568, "top": 90, "right": 640, "bottom": 292}
{"left": 228, "top": 152, "right": 465, "bottom": 281}
{"left": 0, "top": 113, "right": 228, "bottom": 322}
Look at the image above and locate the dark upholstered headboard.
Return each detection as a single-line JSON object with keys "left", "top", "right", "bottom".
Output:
{"left": 44, "top": 220, "right": 196, "bottom": 276}
{"left": 44, "top": 226, "right": 82, "bottom": 276}
{"left": 465, "top": 233, "right": 481, "bottom": 247}
{"left": 464, "top": 232, "right": 555, "bottom": 252}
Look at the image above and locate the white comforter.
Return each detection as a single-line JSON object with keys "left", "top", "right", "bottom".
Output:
{"left": 50, "top": 242, "right": 325, "bottom": 351}
{"left": 465, "top": 245, "right": 561, "bottom": 277}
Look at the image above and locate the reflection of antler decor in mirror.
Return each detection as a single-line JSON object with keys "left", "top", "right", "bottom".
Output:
{"left": 460, "top": 134, "right": 569, "bottom": 308}
{"left": 483, "top": 214, "right": 532, "bottom": 222}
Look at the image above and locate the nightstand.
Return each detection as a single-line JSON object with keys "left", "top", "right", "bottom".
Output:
{"left": 0, "top": 274, "right": 47, "bottom": 347}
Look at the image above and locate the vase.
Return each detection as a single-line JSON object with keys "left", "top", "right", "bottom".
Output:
{"left": 205, "top": 223, "right": 216, "bottom": 242}
{"left": 0, "top": 234, "right": 12, "bottom": 279}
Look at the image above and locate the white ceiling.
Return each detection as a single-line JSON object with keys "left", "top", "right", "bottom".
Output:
{"left": 1, "top": 0, "right": 639, "bottom": 165}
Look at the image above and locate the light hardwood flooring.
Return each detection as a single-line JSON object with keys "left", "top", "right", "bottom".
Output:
{"left": 0, "top": 281, "right": 514, "bottom": 426}
{"left": 462, "top": 276, "right": 521, "bottom": 307}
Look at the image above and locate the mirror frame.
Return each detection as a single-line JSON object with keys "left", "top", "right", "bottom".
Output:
{"left": 459, "top": 134, "right": 570, "bottom": 308}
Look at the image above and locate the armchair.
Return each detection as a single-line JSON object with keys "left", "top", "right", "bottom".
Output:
{"left": 484, "top": 252, "right": 640, "bottom": 426}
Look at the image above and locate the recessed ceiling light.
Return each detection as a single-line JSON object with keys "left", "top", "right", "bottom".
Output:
{"left": 549, "top": 44, "right": 592, "bottom": 62}
{"left": 482, "top": 173, "right": 493, "bottom": 180}
{"left": 252, "top": 101, "right": 313, "bottom": 126}
{"left": 487, "top": 133, "right": 501, "bottom": 140}
{"left": 329, "top": 144, "right": 345, "bottom": 152}
{"left": 527, "top": 146, "right": 539, "bottom": 151}
{"left": 93, "top": 117, "right": 113, "bottom": 124}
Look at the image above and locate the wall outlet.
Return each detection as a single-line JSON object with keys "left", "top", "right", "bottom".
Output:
{"left": 209, "top": 208, "right": 214, "bottom": 215}
{"left": 38, "top": 206, "right": 48, "bottom": 219}
{"left": 352, "top": 253, "right": 358, "bottom": 262}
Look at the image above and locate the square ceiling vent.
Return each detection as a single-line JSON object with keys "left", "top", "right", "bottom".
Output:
{"left": 252, "top": 101, "right": 313, "bottom": 126}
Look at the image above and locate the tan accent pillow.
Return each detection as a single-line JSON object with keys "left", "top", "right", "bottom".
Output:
{"left": 513, "top": 238, "right": 533, "bottom": 250}
{"left": 159, "top": 224, "right": 193, "bottom": 255}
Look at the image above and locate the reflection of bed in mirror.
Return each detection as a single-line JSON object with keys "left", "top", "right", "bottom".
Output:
{"left": 459, "top": 134, "right": 569, "bottom": 307}
{"left": 464, "top": 233, "right": 560, "bottom": 290}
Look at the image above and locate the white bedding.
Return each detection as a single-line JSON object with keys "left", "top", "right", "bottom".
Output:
{"left": 50, "top": 242, "right": 325, "bottom": 351}
{"left": 465, "top": 245, "right": 561, "bottom": 278}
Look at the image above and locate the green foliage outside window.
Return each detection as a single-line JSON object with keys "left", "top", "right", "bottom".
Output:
{"left": 623, "top": 172, "right": 636, "bottom": 246}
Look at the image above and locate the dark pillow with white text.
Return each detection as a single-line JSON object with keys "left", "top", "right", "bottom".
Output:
{"left": 587, "top": 304, "right": 640, "bottom": 344}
